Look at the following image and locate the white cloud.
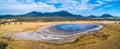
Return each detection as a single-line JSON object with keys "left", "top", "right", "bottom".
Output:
{"left": 0, "top": 0, "right": 58, "bottom": 15}
{"left": 35, "top": 2, "right": 57, "bottom": 12}
{"left": 44, "top": 0, "right": 59, "bottom": 4}
{"left": 96, "top": 0, "right": 104, "bottom": 4}
{"left": 0, "top": 0, "right": 118, "bottom": 15}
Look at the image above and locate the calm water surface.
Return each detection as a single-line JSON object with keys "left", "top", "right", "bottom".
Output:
{"left": 55, "top": 24, "right": 97, "bottom": 31}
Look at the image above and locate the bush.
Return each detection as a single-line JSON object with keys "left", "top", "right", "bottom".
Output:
{"left": 0, "top": 42, "right": 8, "bottom": 49}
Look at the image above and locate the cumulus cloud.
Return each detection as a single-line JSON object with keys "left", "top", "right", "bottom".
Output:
{"left": 0, "top": 0, "right": 119, "bottom": 15}
{"left": 0, "top": 0, "right": 58, "bottom": 15}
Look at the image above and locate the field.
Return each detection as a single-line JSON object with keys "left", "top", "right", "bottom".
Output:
{"left": 0, "top": 21, "right": 120, "bottom": 49}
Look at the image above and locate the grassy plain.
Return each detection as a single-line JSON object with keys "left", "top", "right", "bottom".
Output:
{"left": 0, "top": 21, "right": 120, "bottom": 49}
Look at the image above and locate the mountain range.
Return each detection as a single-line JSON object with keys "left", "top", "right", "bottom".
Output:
{"left": 0, "top": 11, "right": 114, "bottom": 18}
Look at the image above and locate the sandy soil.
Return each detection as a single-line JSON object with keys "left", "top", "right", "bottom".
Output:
{"left": 0, "top": 21, "right": 120, "bottom": 49}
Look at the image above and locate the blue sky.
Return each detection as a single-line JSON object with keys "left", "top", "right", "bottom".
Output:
{"left": 0, "top": 0, "right": 120, "bottom": 16}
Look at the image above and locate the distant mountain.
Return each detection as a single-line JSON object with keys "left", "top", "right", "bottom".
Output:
{"left": 23, "top": 11, "right": 42, "bottom": 16}
{"left": 43, "top": 11, "right": 74, "bottom": 16}
{"left": 0, "top": 11, "right": 115, "bottom": 18}
{"left": 100, "top": 14, "right": 114, "bottom": 18}
{"left": 22, "top": 11, "right": 82, "bottom": 17}
{"left": 88, "top": 15, "right": 97, "bottom": 18}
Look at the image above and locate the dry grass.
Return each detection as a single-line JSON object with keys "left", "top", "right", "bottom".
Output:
{"left": 0, "top": 21, "right": 120, "bottom": 49}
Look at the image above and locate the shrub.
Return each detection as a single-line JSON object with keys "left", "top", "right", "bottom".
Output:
{"left": 0, "top": 42, "right": 8, "bottom": 49}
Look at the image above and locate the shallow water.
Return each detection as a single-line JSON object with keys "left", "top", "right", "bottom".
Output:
{"left": 3, "top": 24, "right": 103, "bottom": 44}
{"left": 55, "top": 24, "right": 97, "bottom": 31}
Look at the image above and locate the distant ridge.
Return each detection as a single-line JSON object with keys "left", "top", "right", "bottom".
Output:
{"left": 100, "top": 14, "right": 114, "bottom": 18}
{"left": 23, "top": 11, "right": 82, "bottom": 17}
{"left": 24, "top": 11, "right": 42, "bottom": 16}
{"left": 88, "top": 15, "right": 97, "bottom": 18}
{"left": 0, "top": 11, "right": 115, "bottom": 18}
